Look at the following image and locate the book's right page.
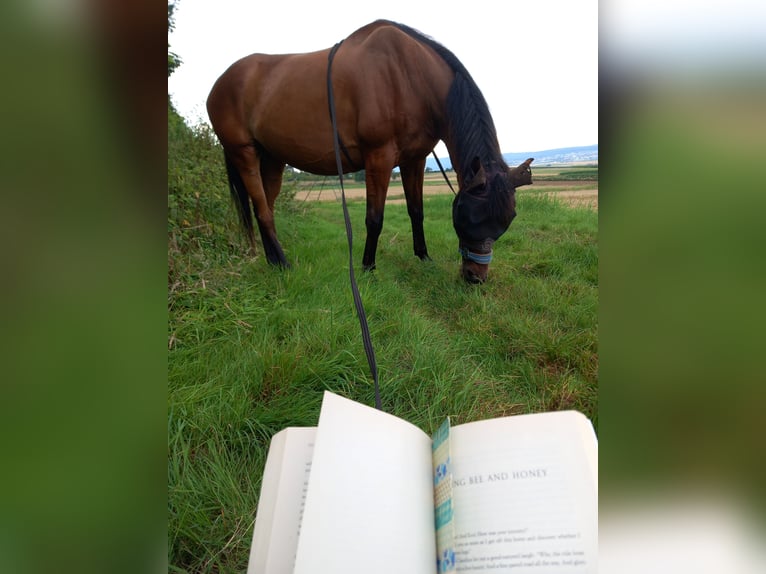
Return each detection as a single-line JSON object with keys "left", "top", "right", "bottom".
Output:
{"left": 450, "top": 411, "right": 597, "bottom": 573}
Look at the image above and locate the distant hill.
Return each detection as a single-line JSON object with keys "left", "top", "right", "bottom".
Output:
{"left": 424, "top": 144, "right": 598, "bottom": 171}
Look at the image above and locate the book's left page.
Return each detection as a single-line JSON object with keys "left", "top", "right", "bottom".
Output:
{"left": 293, "top": 391, "right": 436, "bottom": 574}
{"left": 247, "top": 427, "right": 317, "bottom": 574}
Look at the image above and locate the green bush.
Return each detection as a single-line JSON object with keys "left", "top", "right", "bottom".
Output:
{"left": 168, "top": 109, "right": 233, "bottom": 258}
{"left": 168, "top": 109, "right": 298, "bottom": 279}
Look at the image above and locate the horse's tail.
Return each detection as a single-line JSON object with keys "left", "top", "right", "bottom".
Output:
{"left": 224, "top": 153, "right": 257, "bottom": 250}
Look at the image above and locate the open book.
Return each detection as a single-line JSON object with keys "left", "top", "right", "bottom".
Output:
{"left": 247, "top": 391, "right": 597, "bottom": 574}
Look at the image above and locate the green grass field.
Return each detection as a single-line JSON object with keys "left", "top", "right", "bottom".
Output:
{"left": 168, "top": 149, "right": 598, "bottom": 570}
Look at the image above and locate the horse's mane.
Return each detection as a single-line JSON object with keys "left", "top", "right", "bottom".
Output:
{"left": 380, "top": 20, "right": 508, "bottom": 184}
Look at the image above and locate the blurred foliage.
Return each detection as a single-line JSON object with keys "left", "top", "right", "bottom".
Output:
{"left": 599, "top": 7, "right": 766, "bottom": 567}
{"left": 600, "top": 79, "right": 766, "bottom": 519}
{"left": 0, "top": 3, "right": 167, "bottom": 573}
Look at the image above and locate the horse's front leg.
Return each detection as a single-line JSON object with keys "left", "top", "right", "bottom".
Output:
{"left": 362, "top": 148, "right": 395, "bottom": 271}
{"left": 400, "top": 158, "right": 430, "bottom": 261}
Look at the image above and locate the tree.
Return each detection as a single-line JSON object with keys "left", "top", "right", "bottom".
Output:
{"left": 168, "top": 2, "right": 182, "bottom": 78}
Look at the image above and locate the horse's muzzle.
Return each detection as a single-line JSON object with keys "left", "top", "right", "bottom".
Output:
{"left": 458, "top": 243, "right": 493, "bottom": 283}
{"left": 461, "top": 260, "right": 489, "bottom": 283}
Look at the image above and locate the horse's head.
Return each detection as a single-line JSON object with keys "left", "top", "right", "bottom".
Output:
{"left": 452, "top": 157, "right": 533, "bottom": 283}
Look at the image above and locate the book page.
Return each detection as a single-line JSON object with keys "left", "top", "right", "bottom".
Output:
{"left": 293, "top": 391, "right": 436, "bottom": 574}
{"left": 247, "top": 427, "right": 317, "bottom": 574}
{"left": 450, "top": 411, "right": 597, "bottom": 573}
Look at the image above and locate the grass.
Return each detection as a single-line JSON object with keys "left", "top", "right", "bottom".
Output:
{"left": 168, "top": 174, "right": 597, "bottom": 571}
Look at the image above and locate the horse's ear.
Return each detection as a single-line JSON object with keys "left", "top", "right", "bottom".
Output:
{"left": 465, "top": 157, "right": 486, "bottom": 191}
{"left": 509, "top": 158, "right": 533, "bottom": 177}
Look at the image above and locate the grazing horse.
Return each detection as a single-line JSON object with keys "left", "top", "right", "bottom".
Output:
{"left": 207, "top": 19, "right": 532, "bottom": 283}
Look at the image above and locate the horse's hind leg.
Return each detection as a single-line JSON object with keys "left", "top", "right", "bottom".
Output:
{"left": 228, "top": 144, "right": 289, "bottom": 267}
{"left": 260, "top": 154, "right": 286, "bottom": 216}
{"left": 400, "top": 158, "right": 431, "bottom": 261}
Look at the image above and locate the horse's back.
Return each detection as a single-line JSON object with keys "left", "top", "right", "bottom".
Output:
{"left": 207, "top": 20, "right": 454, "bottom": 172}
{"left": 334, "top": 21, "right": 454, "bottom": 160}
{"left": 207, "top": 50, "right": 330, "bottom": 146}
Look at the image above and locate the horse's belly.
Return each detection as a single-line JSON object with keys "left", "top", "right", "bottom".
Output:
{"left": 254, "top": 121, "right": 360, "bottom": 175}
{"left": 278, "top": 146, "right": 353, "bottom": 176}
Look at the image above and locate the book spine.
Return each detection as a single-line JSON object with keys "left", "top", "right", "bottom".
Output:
{"left": 432, "top": 418, "right": 455, "bottom": 572}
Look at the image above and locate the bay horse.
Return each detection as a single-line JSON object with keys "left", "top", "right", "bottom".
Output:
{"left": 207, "top": 20, "right": 532, "bottom": 283}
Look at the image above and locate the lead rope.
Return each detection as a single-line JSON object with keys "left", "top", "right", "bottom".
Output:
{"left": 432, "top": 151, "right": 456, "bottom": 195}
{"left": 327, "top": 41, "right": 382, "bottom": 411}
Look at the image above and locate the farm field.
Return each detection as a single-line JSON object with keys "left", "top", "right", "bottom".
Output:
{"left": 293, "top": 165, "right": 599, "bottom": 209}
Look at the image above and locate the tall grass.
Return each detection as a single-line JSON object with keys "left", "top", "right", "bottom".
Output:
{"left": 168, "top": 119, "right": 597, "bottom": 572}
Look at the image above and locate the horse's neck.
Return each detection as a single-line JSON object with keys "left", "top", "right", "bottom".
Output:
{"left": 444, "top": 143, "right": 507, "bottom": 191}
{"left": 443, "top": 140, "right": 466, "bottom": 185}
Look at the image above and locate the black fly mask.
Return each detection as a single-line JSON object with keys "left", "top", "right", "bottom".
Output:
{"left": 452, "top": 158, "right": 516, "bottom": 273}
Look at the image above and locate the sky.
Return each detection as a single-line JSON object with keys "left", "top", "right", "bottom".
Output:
{"left": 168, "top": 0, "right": 598, "bottom": 154}
{"left": 602, "top": 0, "right": 766, "bottom": 68}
